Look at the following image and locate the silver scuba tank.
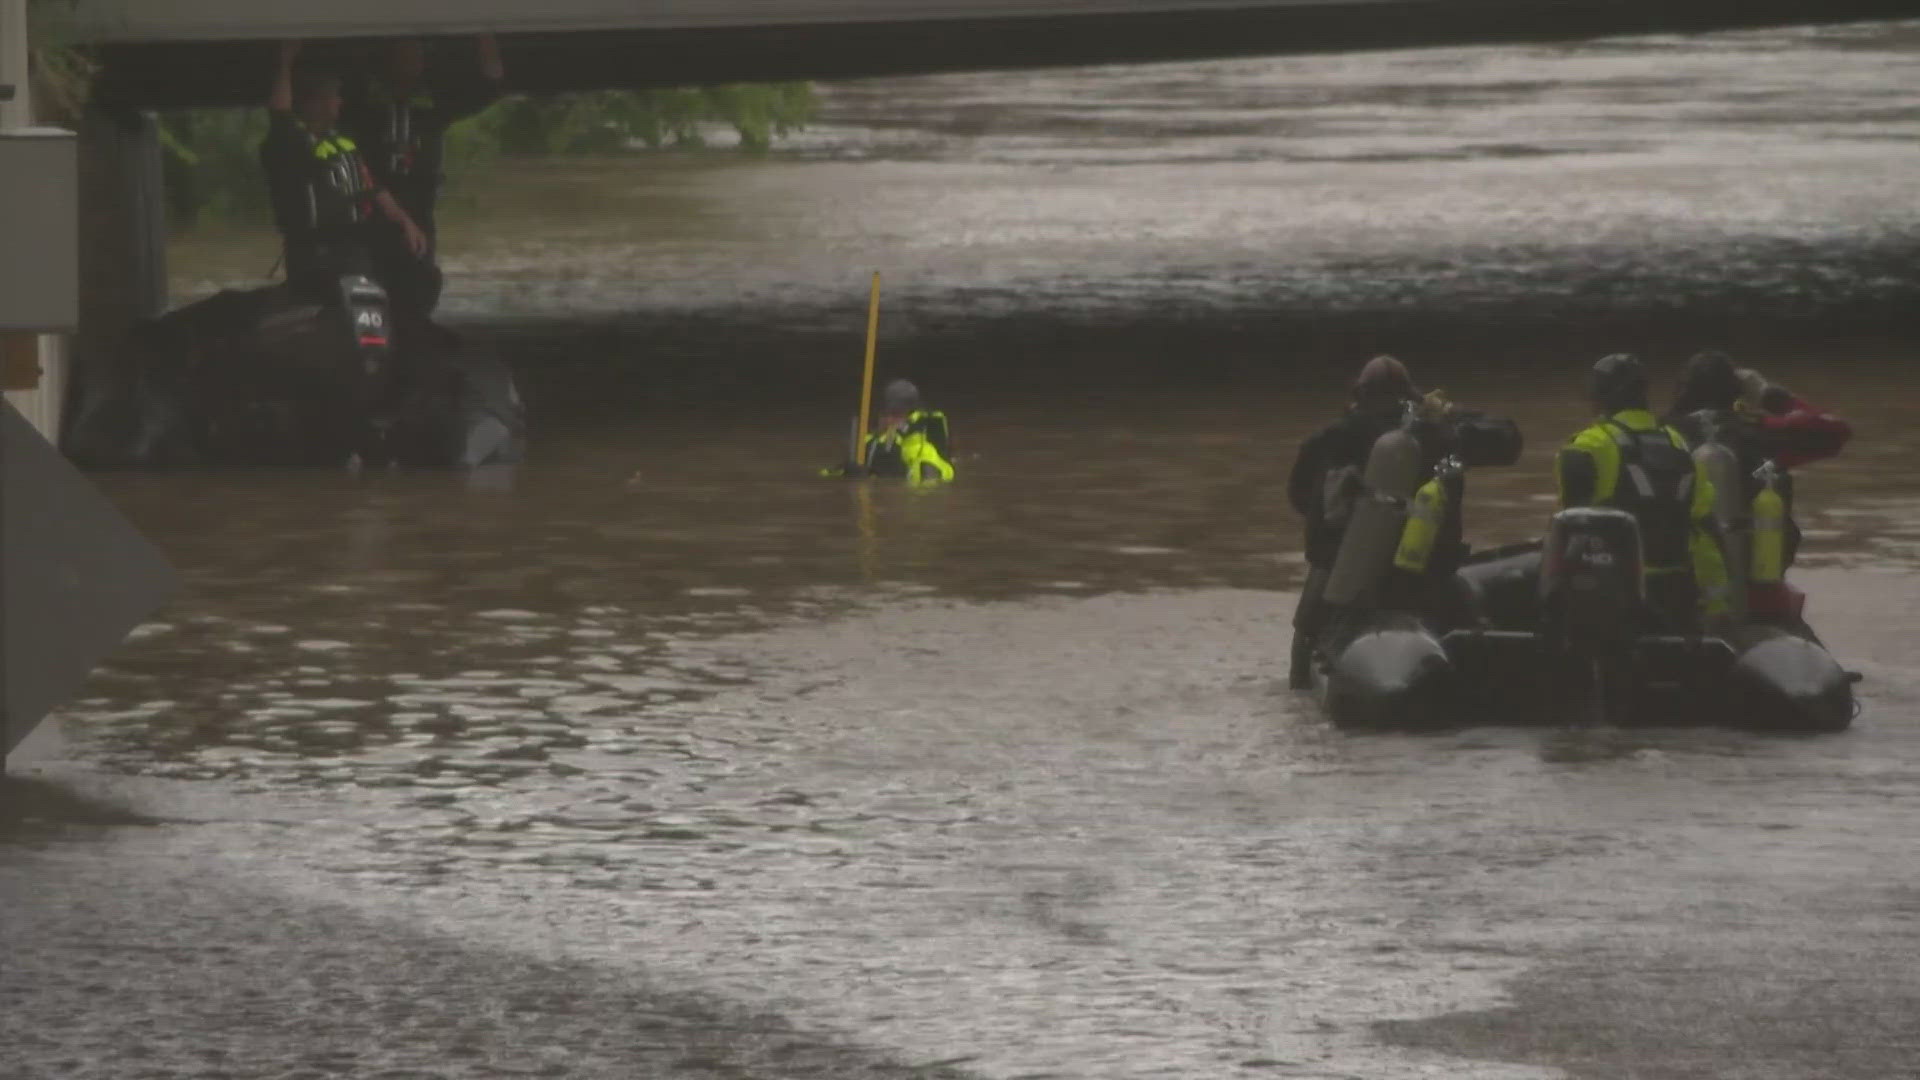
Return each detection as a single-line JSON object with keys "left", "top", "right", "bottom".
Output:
{"left": 1693, "top": 437, "right": 1748, "bottom": 623}
{"left": 1324, "top": 404, "right": 1425, "bottom": 608}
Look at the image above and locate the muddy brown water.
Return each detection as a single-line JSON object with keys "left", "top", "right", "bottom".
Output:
{"left": 8, "top": 19, "right": 1920, "bottom": 1080}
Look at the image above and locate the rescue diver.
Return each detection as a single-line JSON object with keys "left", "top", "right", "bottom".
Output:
{"left": 1286, "top": 356, "right": 1522, "bottom": 688}
{"left": 1555, "top": 353, "right": 1731, "bottom": 634}
{"left": 261, "top": 40, "right": 428, "bottom": 308}
{"left": 340, "top": 34, "right": 506, "bottom": 331}
{"left": 1664, "top": 350, "right": 1851, "bottom": 587}
{"left": 822, "top": 379, "right": 956, "bottom": 485}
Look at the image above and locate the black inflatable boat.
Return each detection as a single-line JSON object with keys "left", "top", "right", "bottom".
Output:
{"left": 1311, "top": 507, "right": 1858, "bottom": 734}
{"left": 63, "top": 275, "right": 525, "bottom": 471}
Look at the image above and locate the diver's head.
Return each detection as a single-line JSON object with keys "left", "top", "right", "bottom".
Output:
{"left": 1351, "top": 354, "right": 1417, "bottom": 408}
{"left": 292, "top": 65, "right": 344, "bottom": 131}
{"left": 1670, "top": 350, "right": 1741, "bottom": 416}
{"left": 383, "top": 38, "right": 428, "bottom": 89}
{"left": 879, "top": 378, "right": 921, "bottom": 426}
{"left": 1588, "top": 352, "right": 1649, "bottom": 415}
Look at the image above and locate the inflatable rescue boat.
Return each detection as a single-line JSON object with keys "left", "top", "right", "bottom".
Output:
{"left": 1300, "top": 416, "right": 1856, "bottom": 734}
{"left": 63, "top": 275, "right": 525, "bottom": 471}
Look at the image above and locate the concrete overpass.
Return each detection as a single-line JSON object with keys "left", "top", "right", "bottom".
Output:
{"left": 69, "top": 0, "right": 1920, "bottom": 110}
{"left": 10, "top": 0, "right": 1920, "bottom": 456}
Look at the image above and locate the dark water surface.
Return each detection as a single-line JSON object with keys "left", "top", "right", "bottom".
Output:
{"left": 11, "top": 18, "right": 1920, "bottom": 1080}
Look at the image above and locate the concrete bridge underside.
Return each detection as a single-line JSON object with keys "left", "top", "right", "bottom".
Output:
{"left": 27, "top": 0, "right": 1920, "bottom": 453}
{"left": 77, "top": 0, "right": 1920, "bottom": 111}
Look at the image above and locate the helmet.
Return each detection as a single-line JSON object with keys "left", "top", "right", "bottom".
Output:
{"left": 1588, "top": 353, "right": 1648, "bottom": 413}
{"left": 1352, "top": 354, "right": 1417, "bottom": 404}
{"left": 881, "top": 379, "right": 921, "bottom": 414}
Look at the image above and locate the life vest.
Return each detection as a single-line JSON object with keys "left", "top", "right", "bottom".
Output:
{"left": 863, "top": 410, "right": 955, "bottom": 486}
{"left": 366, "top": 88, "right": 439, "bottom": 181}
{"left": 1598, "top": 417, "right": 1697, "bottom": 570}
{"left": 303, "top": 131, "right": 379, "bottom": 231}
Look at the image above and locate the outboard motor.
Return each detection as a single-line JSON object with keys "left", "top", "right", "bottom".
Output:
{"left": 336, "top": 273, "right": 397, "bottom": 467}
{"left": 1539, "top": 507, "right": 1646, "bottom": 657}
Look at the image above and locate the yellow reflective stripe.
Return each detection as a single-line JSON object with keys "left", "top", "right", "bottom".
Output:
{"left": 312, "top": 135, "right": 359, "bottom": 159}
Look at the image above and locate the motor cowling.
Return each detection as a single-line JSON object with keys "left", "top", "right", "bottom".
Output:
{"left": 1324, "top": 421, "right": 1425, "bottom": 609}
{"left": 339, "top": 274, "right": 391, "bottom": 358}
{"left": 1540, "top": 506, "right": 1646, "bottom": 654}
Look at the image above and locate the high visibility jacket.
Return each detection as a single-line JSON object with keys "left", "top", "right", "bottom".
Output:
{"left": 1557, "top": 408, "right": 1730, "bottom": 617}
{"left": 261, "top": 112, "right": 381, "bottom": 241}
{"left": 863, "top": 410, "right": 955, "bottom": 486}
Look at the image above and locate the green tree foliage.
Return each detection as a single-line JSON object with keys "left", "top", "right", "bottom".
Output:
{"left": 157, "top": 109, "right": 270, "bottom": 229}
{"left": 158, "top": 84, "right": 819, "bottom": 230}
{"left": 26, "top": 0, "right": 96, "bottom": 123}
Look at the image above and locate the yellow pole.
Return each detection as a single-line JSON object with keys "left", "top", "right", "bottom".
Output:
{"left": 854, "top": 270, "right": 882, "bottom": 463}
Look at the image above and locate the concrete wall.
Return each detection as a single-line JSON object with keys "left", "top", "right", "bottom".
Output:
{"left": 67, "top": 107, "right": 168, "bottom": 446}
{"left": 0, "top": 0, "right": 70, "bottom": 443}
{"left": 69, "top": 0, "right": 1396, "bottom": 41}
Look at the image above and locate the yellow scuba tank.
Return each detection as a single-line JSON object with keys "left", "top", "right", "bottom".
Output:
{"left": 1750, "top": 460, "right": 1785, "bottom": 586}
{"left": 1393, "top": 455, "right": 1458, "bottom": 574}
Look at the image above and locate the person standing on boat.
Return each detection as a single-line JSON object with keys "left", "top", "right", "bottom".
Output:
{"left": 340, "top": 34, "right": 505, "bottom": 333}
{"left": 1664, "top": 350, "right": 1851, "bottom": 582}
{"left": 260, "top": 41, "right": 428, "bottom": 308}
{"left": 1286, "top": 356, "right": 1521, "bottom": 688}
{"left": 1556, "top": 353, "right": 1731, "bottom": 633}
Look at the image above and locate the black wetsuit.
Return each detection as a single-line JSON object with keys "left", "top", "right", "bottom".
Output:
{"left": 259, "top": 110, "right": 384, "bottom": 305}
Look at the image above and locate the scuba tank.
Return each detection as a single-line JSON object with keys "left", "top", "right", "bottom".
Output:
{"left": 1324, "top": 401, "right": 1425, "bottom": 609}
{"left": 1692, "top": 436, "right": 1748, "bottom": 623}
{"left": 1393, "top": 454, "right": 1461, "bottom": 575}
{"left": 1751, "top": 459, "right": 1786, "bottom": 587}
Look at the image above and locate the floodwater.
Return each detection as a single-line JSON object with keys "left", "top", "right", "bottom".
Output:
{"left": 11, "top": 17, "right": 1920, "bottom": 1080}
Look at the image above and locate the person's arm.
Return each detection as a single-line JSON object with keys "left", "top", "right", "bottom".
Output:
{"left": 439, "top": 33, "right": 507, "bottom": 122}
{"left": 372, "top": 188, "right": 429, "bottom": 255}
{"left": 1287, "top": 430, "right": 1328, "bottom": 517}
{"left": 267, "top": 40, "right": 300, "bottom": 112}
{"left": 1752, "top": 393, "right": 1851, "bottom": 470}
{"left": 1554, "top": 445, "right": 1596, "bottom": 508}
{"left": 1448, "top": 412, "right": 1524, "bottom": 469}
{"left": 932, "top": 413, "right": 954, "bottom": 459}
{"left": 259, "top": 97, "right": 312, "bottom": 238}
{"left": 1737, "top": 367, "right": 1852, "bottom": 468}
{"left": 477, "top": 33, "right": 504, "bottom": 82}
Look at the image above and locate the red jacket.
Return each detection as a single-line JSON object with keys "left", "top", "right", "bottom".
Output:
{"left": 1752, "top": 391, "right": 1851, "bottom": 470}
